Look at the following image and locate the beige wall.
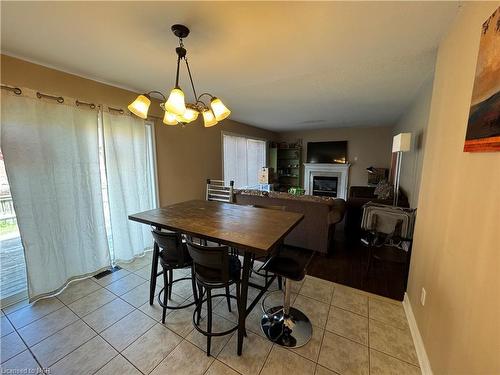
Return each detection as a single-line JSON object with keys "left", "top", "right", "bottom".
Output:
{"left": 393, "top": 76, "right": 434, "bottom": 208}
{"left": 0, "top": 55, "right": 277, "bottom": 205}
{"left": 408, "top": 3, "right": 500, "bottom": 374}
{"left": 279, "top": 126, "right": 393, "bottom": 187}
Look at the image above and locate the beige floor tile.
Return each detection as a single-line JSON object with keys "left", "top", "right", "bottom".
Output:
{"left": 120, "top": 281, "right": 152, "bottom": 308}
{"left": 150, "top": 340, "right": 214, "bottom": 375}
{"left": 122, "top": 324, "right": 182, "bottom": 373}
{"left": 213, "top": 288, "right": 259, "bottom": 323}
{"left": 261, "top": 345, "right": 316, "bottom": 375}
{"left": 0, "top": 316, "right": 14, "bottom": 337}
{"left": 289, "top": 325, "right": 324, "bottom": 362}
{"left": 290, "top": 279, "right": 305, "bottom": 294}
{"left": 262, "top": 290, "right": 297, "bottom": 310}
{"left": 205, "top": 359, "right": 240, "bottom": 375}
{"left": 105, "top": 274, "right": 146, "bottom": 296}
{"left": 67, "top": 288, "right": 117, "bottom": 317}
{"left": 293, "top": 294, "right": 330, "bottom": 328}
{"left": 369, "top": 298, "right": 408, "bottom": 330}
{"left": 1, "top": 299, "right": 30, "bottom": 315}
{"left": 369, "top": 319, "right": 418, "bottom": 366}
{"left": 299, "top": 277, "right": 334, "bottom": 304}
{"left": 315, "top": 364, "right": 340, "bottom": 375}
{"left": 218, "top": 331, "right": 272, "bottom": 375}
{"left": 6, "top": 297, "right": 64, "bottom": 329}
{"left": 118, "top": 254, "right": 152, "bottom": 271}
{"left": 100, "top": 309, "right": 156, "bottom": 351}
{"left": 82, "top": 298, "right": 134, "bottom": 332}
{"left": 0, "top": 350, "right": 41, "bottom": 373}
{"left": 331, "top": 287, "right": 368, "bottom": 317}
{"left": 370, "top": 349, "right": 421, "bottom": 375}
{"left": 57, "top": 278, "right": 102, "bottom": 305}
{"left": 318, "top": 331, "right": 369, "bottom": 375}
{"left": 30, "top": 320, "right": 96, "bottom": 367}
{"left": 133, "top": 265, "right": 155, "bottom": 280}
{"left": 243, "top": 306, "right": 267, "bottom": 338}
{"left": 17, "top": 306, "right": 78, "bottom": 346}
{"left": 326, "top": 307, "right": 368, "bottom": 345}
{"left": 94, "top": 355, "right": 141, "bottom": 375}
{"left": 138, "top": 292, "right": 186, "bottom": 322}
{"left": 94, "top": 268, "right": 130, "bottom": 287}
{"left": 170, "top": 278, "right": 197, "bottom": 299}
{"left": 49, "top": 336, "right": 117, "bottom": 375}
{"left": 0, "top": 332, "right": 26, "bottom": 363}
{"left": 163, "top": 304, "right": 203, "bottom": 338}
{"left": 186, "top": 315, "right": 236, "bottom": 356}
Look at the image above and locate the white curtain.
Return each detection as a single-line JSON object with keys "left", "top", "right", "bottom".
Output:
{"left": 223, "top": 134, "right": 266, "bottom": 188}
{"left": 0, "top": 89, "right": 111, "bottom": 301}
{"left": 102, "top": 111, "right": 153, "bottom": 262}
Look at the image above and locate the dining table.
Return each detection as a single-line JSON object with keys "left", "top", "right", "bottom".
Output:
{"left": 128, "top": 199, "right": 304, "bottom": 355}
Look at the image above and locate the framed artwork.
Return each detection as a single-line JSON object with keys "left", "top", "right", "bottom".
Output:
{"left": 464, "top": 7, "right": 500, "bottom": 152}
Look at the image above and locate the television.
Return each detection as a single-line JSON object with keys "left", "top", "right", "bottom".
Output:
{"left": 306, "top": 141, "right": 347, "bottom": 164}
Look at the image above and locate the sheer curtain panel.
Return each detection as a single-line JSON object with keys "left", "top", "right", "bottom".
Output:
{"left": 102, "top": 111, "right": 153, "bottom": 262}
{"left": 0, "top": 89, "right": 111, "bottom": 301}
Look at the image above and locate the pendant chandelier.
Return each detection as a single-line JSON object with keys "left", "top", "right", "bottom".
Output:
{"left": 128, "top": 24, "right": 230, "bottom": 127}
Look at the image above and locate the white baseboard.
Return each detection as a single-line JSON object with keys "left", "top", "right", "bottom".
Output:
{"left": 403, "top": 292, "right": 433, "bottom": 375}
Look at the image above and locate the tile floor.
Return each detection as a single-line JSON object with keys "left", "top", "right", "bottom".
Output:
{"left": 1, "top": 253, "right": 421, "bottom": 374}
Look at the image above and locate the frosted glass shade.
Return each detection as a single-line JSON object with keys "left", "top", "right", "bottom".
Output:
{"left": 128, "top": 95, "right": 151, "bottom": 119}
{"left": 392, "top": 133, "right": 412, "bottom": 152}
{"left": 163, "top": 110, "right": 179, "bottom": 126}
{"left": 177, "top": 106, "right": 199, "bottom": 123}
{"left": 210, "top": 97, "right": 231, "bottom": 121}
{"left": 164, "top": 88, "right": 186, "bottom": 115}
{"left": 202, "top": 109, "right": 218, "bottom": 127}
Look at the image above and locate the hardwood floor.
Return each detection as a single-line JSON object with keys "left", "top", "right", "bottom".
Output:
{"left": 287, "top": 223, "right": 409, "bottom": 301}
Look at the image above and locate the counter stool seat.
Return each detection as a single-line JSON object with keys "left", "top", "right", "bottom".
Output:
{"left": 260, "top": 254, "right": 313, "bottom": 348}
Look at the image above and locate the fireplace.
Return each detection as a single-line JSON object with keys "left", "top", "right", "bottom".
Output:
{"left": 312, "top": 176, "right": 338, "bottom": 197}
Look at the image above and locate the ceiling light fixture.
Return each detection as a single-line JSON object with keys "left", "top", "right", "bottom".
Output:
{"left": 128, "top": 24, "right": 230, "bottom": 127}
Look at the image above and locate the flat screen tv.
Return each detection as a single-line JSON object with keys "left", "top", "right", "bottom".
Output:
{"left": 306, "top": 141, "right": 347, "bottom": 164}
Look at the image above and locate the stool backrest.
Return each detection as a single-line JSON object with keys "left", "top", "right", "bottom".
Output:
{"left": 186, "top": 241, "right": 231, "bottom": 284}
{"left": 206, "top": 179, "right": 234, "bottom": 203}
{"left": 152, "top": 230, "right": 191, "bottom": 266}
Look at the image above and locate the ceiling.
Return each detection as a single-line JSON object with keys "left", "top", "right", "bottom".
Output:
{"left": 1, "top": 1, "right": 461, "bottom": 131}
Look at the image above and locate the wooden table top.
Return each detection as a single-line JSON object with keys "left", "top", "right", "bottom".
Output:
{"left": 128, "top": 200, "right": 304, "bottom": 254}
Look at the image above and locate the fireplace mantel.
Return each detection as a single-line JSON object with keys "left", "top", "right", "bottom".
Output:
{"left": 303, "top": 163, "right": 350, "bottom": 200}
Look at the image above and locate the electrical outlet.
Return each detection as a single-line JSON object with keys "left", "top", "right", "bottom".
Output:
{"left": 420, "top": 288, "right": 426, "bottom": 306}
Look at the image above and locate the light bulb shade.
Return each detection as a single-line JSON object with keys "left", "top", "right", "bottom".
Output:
{"left": 210, "top": 97, "right": 231, "bottom": 121}
{"left": 128, "top": 95, "right": 151, "bottom": 119}
{"left": 163, "top": 110, "right": 179, "bottom": 126}
{"left": 392, "top": 133, "right": 412, "bottom": 152}
{"left": 165, "top": 87, "right": 186, "bottom": 115}
{"left": 202, "top": 109, "right": 218, "bottom": 127}
{"left": 177, "top": 106, "right": 199, "bottom": 123}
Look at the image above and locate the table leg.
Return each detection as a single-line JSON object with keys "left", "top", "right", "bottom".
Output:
{"left": 237, "top": 251, "right": 252, "bottom": 356}
{"left": 150, "top": 241, "right": 160, "bottom": 305}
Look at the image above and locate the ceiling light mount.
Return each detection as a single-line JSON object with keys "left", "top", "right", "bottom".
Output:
{"left": 128, "top": 24, "right": 230, "bottom": 127}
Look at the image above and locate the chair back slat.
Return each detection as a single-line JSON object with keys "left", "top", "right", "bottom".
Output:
{"left": 207, "top": 179, "right": 234, "bottom": 203}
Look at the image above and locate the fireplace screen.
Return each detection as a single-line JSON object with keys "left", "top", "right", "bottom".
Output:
{"left": 312, "top": 176, "right": 338, "bottom": 197}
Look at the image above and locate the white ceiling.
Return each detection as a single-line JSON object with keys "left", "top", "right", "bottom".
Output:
{"left": 1, "top": 1, "right": 460, "bottom": 131}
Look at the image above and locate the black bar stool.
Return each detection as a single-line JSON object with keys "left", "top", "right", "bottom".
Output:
{"left": 186, "top": 240, "right": 242, "bottom": 356}
{"left": 260, "top": 253, "right": 314, "bottom": 348}
{"left": 151, "top": 230, "right": 198, "bottom": 323}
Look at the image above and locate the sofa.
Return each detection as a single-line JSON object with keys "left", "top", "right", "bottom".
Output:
{"left": 233, "top": 190, "right": 346, "bottom": 254}
{"left": 344, "top": 186, "right": 409, "bottom": 239}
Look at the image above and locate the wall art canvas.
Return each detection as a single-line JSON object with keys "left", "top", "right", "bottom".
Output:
{"left": 464, "top": 7, "right": 500, "bottom": 152}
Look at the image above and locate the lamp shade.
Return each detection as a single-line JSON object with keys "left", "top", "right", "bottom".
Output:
{"left": 163, "top": 110, "right": 178, "bottom": 126}
{"left": 210, "top": 97, "right": 231, "bottom": 121}
{"left": 202, "top": 109, "right": 218, "bottom": 127}
{"left": 177, "top": 106, "right": 199, "bottom": 123}
{"left": 165, "top": 87, "right": 186, "bottom": 115}
{"left": 392, "top": 133, "right": 412, "bottom": 152}
{"left": 128, "top": 95, "right": 151, "bottom": 119}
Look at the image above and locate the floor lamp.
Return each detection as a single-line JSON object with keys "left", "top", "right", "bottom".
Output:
{"left": 392, "top": 133, "right": 411, "bottom": 206}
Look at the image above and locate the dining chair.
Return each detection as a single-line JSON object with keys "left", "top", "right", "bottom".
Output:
{"left": 186, "top": 240, "right": 242, "bottom": 356}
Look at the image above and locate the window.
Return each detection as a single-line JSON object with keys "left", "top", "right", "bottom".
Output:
{"left": 223, "top": 133, "right": 267, "bottom": 188}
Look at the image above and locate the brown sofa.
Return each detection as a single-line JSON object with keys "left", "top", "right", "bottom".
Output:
{"left": 233, "top": 190, "right": 346, "bottom": 254}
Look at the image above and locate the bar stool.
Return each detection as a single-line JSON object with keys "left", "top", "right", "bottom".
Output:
{"left": 186, "top": 240, "right": 242, "bottom": 356}
{"left": 151, "top": 230, "right": 198, "bottom": 324}
{"left": 260, "top": 254, "right": 313, "bottom": 348}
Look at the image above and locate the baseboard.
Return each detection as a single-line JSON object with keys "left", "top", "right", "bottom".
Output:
{"left": 403, "top": 292, "right": 433, "bottom": 375}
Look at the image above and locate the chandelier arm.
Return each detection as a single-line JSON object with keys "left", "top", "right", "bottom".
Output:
{"left": 197, "top": 92, "right": 215, "bottom": 102}
{"left": 184, "top": 58, "right": 199, "bottom": 102}
{"left": 146, "top": 91, "right": 167, "bottom": 101}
